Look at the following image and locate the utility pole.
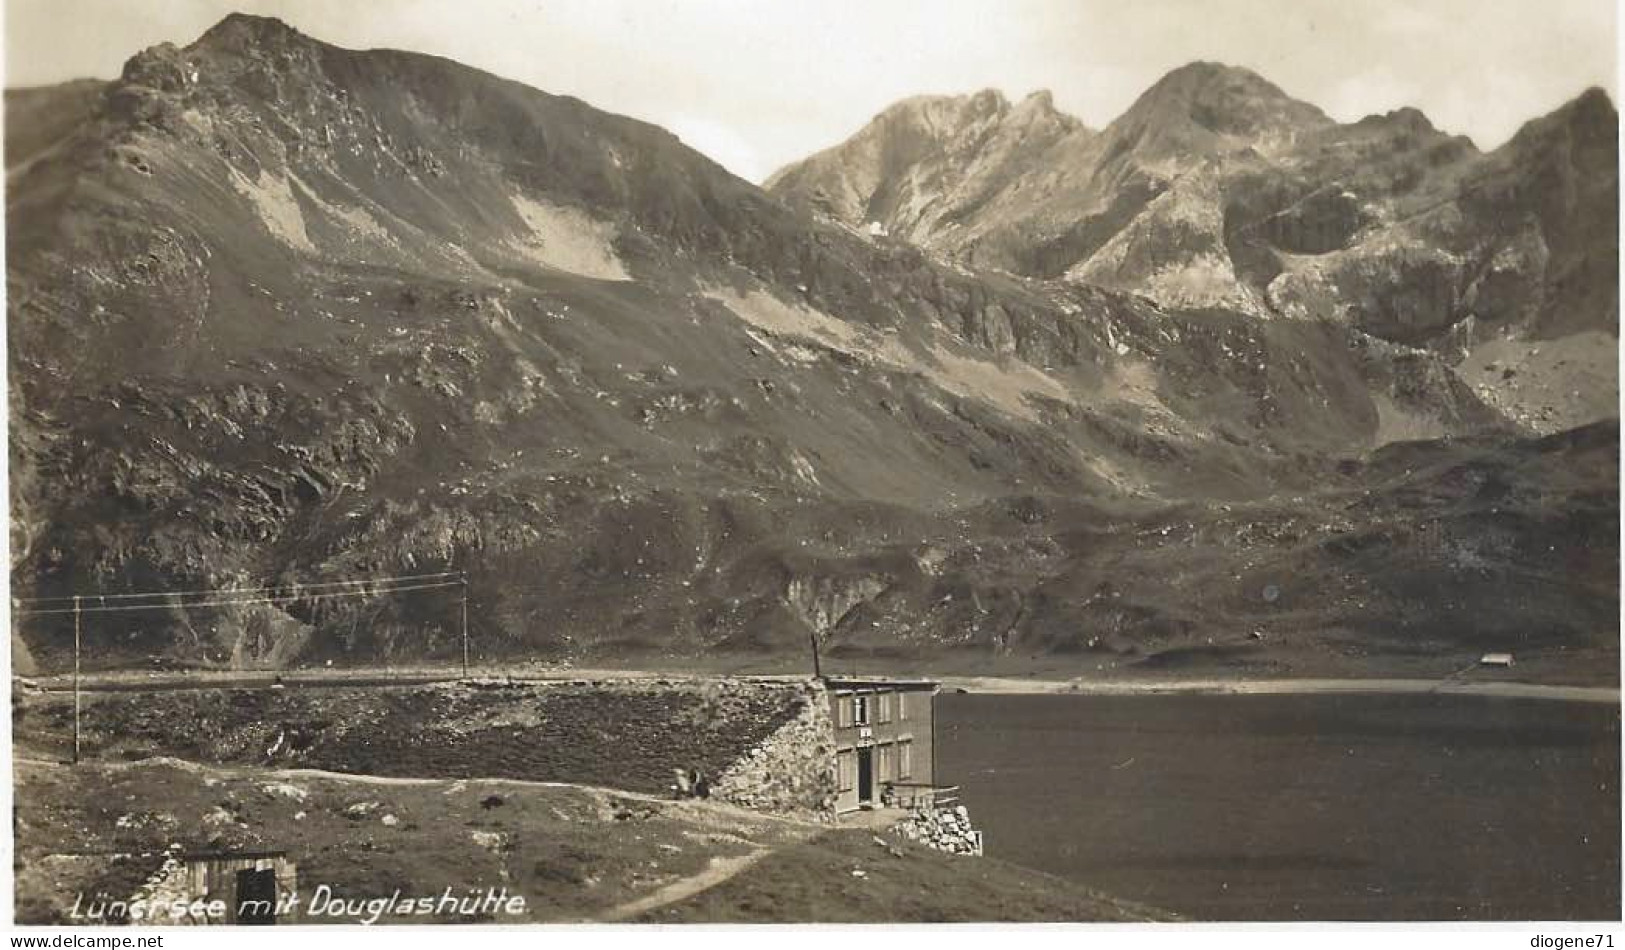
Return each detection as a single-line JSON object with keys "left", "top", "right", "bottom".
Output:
{"left": 459, "top": 573, "right": 469, "bottom": 678}
{"left": 72, "top": 595, "right": 81, "bottom": 766}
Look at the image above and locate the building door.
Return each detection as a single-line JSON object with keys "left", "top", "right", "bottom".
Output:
{"left": 857, "top": 747, "right": 874, "bottom": 805}
{"left": 234, "top": 868, "right": 278, "bottom": 925}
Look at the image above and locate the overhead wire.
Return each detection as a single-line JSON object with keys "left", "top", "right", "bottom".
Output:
{"left": 15, "top": 570, "right": 464, "bottom": 605}
{"left": 14, "top": 579, "right": 464, "bottom": 616}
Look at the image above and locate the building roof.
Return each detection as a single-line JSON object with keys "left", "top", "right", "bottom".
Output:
{"left": 180, "top": 849, "right": 289, "bottom": 861}
{"left": 821, "top": 676, "right": 939, "bottom": 691}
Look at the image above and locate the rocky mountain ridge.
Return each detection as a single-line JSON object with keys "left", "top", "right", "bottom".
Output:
{"left": 770, "top": 67, "right": 1618, "bottom": 432}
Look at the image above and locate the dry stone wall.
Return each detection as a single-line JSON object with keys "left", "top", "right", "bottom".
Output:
{"left": 128, "top": 849, "right": 209, "bottom": 926}
{"left": 892, "top": 804, "right": 984, "bottom": 856}
{"left": 21, "top": 678, "right": 809, "bottom": 798}
{"left": 712, "top": 680, "right": 838, "bottom": 816}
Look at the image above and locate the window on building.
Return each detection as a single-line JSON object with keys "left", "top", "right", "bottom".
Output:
{"left": 853, "top": 695, "right": 870, "bottom": 726}
{"left": 879, "top": 692, "right": 894, "bottom": 723}
{"left": 837, "top": 750, "right": 854, "bottom": 791}
{"left": 898, "top": 693, "right": 908, "bottom": 721}
{"left": 898, "top": 740, "right": 913, "bottom": 779}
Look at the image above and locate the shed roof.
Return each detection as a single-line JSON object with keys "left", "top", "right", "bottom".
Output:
{"left": 180, "top": 849, "right": 289, "bottom": 862}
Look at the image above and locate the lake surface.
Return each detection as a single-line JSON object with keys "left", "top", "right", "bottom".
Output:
{"left": 936, "top": 692, "right": 1620, "bottom": 921}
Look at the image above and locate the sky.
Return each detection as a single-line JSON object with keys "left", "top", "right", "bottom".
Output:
{"left": 4, "top": 0, "right": 1618, "bottom": 182}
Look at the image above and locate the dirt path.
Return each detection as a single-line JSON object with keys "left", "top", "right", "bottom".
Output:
{"left": 594, "top": 848, "right": 772, "bottom": 922}
{"left": 11, "top": 756, "right": 821, "bottom": 833}
{"left": 264, "top": 764, "right": 673, "bottom": 798}
{"left": 13, "top": 755, "right": 672, "bottom": 796}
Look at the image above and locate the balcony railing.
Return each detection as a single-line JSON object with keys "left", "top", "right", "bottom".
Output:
{"left": 880, "top": 782, "right": 961, "bottom": 810}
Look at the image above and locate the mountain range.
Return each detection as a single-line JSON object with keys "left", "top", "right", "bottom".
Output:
{"left": 769, "top": 64, "right": 1619, "bottom": 430}
{"left": 7, "top": 14, "right": 1617, "bottom": 678}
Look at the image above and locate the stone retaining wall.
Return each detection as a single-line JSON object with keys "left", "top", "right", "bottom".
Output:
{"left": 712, "top": 680, "right": 838, "bottom": 815}
{"left": 892, "top": 804, "right": 984, "bottom": 856}
{"left": 130, "top": 850, "right": 206, "bottom": 926}
{"left": 19, "top": 678, "right": 810, "bottom": 798}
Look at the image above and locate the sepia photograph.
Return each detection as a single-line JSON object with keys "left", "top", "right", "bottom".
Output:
{"left": 2, "top": 0, "right": 1619, "bottom": 933}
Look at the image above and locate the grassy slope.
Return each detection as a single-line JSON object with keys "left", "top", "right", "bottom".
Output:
{"left": 637, "top": 828, "right": 1175, "bottom": 923}
{"left": 13, "top": 758, "right": 1159, "bottom": 925}
{"left": 13, "top": 757, "right": 796, "bottom": 925}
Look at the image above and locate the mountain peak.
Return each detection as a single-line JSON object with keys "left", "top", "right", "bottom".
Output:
{"left": 1566, "top": 86, "right": 1618, "bottom": 124}
{"left": 1114, "top": 60, "right": 1329, "bottom": 144}
{"left": 192, "top": 12, "right": 311, "bottom": 53}
{"left": 968, "top": 87, "right": 1009, "bottom": 113}
{"left": 764, "top": 83, "right": 1087, "bottom": 229}
{"left": 116, "top": 13, "right": 321, "bottom": 96}
{"left": 1499, "top": 84, "right": 1619, "bottom": 157}
{"left": 1349, "top": 106, "right": 1438, "bottom": 136}
{"left": 1149, "top": 61, "right": 1282, "bottom": 97}
{"left": 1007, "top": 88, "right": 1087, "bottom": 137}
{"left": 1014, "top": 89, "right": 1061, "bottom": 116}
{"left": 877, "top": 88, "right": 1009, "bottom": 125}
